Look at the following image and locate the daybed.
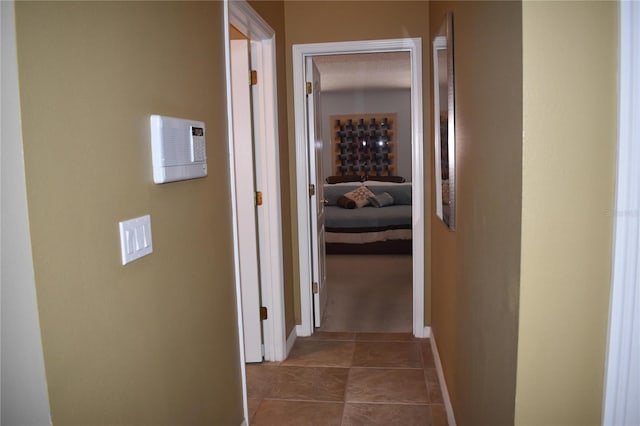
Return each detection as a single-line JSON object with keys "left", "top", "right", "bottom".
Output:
{"left": 323, "top": 181, "right": 412, "bottom": 255}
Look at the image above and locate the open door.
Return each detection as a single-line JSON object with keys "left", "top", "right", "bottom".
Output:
{"left": 231, "top": 39, "right": 263, "bottom": 362}
{"left": 306, "top": 58, "right": 328, "bottom": 328}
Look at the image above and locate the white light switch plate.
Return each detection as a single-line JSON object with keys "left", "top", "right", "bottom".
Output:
{"left": 119, "top": 215, "right": 152, "bottom": 265}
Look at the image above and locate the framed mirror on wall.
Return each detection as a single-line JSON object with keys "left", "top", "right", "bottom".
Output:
{"left": 433, "top": 13, "right": 456, "bottom": 230}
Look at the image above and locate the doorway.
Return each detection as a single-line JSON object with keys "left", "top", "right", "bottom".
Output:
{"left": 292, "top": 38, "right": 427, "bottom": 338}
{"left": 309, "top": 52, "right": 414, "bottom": 333}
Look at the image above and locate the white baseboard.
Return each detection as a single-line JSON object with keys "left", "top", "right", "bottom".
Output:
{"left": 295, "top": 324, "right": 311, "bottom": 337}
{"left": 423, "top": 326, "right": 432, "bottom": 338}
{"left": 286, "top": 326, "right": 297, "bottom": 357}
{"left": 240, "top": 420, "right": 248, "bottom": 426}
{"left": 430, "top": 332, "right": 457, "bottom": 426}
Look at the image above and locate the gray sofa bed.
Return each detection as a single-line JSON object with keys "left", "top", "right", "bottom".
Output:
{"left": 322, "top": 182, "right": 412, "bottom": 254}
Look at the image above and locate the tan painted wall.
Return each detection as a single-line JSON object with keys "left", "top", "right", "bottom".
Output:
{"left": 282, "top": 0, "right": 431, "bottom": 325}
{"left": 230, "top": 25, "right": 248, "bottom": 40}
{"left": 516, "top": 2, "right": 617, "bottom": 425}
{"left": 429, "top": 2, "right": 523, "bottom": 424}
{"left": 15, "top": 2, "right": 243, "bottom": 424}
{"left": 247, "top": 0, "right": 297, "bottom": 338}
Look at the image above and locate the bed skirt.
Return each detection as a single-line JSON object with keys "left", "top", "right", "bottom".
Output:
{"left": 324, "top": 227, "right": 412, "bottom": 255}
{"left": 325, "top": 239, "right": 412, "bottom": 255}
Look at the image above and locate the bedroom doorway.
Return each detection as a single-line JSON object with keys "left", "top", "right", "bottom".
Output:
{"left": 293, "top": 38, "right": 427, "bottom": 338}
{"left": 312, "top": 52, "right": 414, "bottom": 333}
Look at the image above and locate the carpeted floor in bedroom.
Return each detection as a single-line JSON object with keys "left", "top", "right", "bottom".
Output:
{"left": 318, "top": 254, "right": 413, "bottom": 333}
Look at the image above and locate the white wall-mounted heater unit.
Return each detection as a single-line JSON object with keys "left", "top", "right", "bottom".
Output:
{"left": 150, "top": 115, "right": 207, "bottom": 184}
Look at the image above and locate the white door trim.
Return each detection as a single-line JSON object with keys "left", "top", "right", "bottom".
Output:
{"left": 602, "top": 1, "right": 640, "bottom": 425}
{"left": 292, "top": 38, "right": 426, "bottom": 337}
{"left": 1, "top": 1, "right": 53, "bottom": 423}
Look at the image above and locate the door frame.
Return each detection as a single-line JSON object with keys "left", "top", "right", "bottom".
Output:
{"left": 292, "top": 38, "right": 427, "bottom": 337}
{"left": 224, "top": 0, "right": 286, "bottom": 361}
{"left": 1, "top": 1, "right": 53, "bottom": 422}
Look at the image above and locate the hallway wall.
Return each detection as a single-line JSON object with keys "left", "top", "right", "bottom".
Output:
{"left": 282, "top": 0, "right": 431, "bottom": 325}
{"left": 516, "top": 2, "right": 617, "bottom": 424}
{"left": 429, "top": 2, "right": 523, "bottom": 425}
{"left": 14, "top": 2, "right": 243, "bottom": 424}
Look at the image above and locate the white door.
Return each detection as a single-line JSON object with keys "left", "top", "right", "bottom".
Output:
{"left": 231, "top": 39, "right": 262, "bottom": 362}
{"left": 306, "top": 58, "right": 328, "bottom": 328}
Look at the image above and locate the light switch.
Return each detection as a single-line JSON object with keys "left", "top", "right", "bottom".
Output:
{"left": 119, "top": 215, "right": 153, "bottom": 265}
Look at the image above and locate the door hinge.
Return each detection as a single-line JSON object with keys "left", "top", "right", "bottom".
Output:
{"left": 309, "top": 184, "right": 315, "bottom": 197}
{"left": 260, "top": 306, "right": 268, "bottom": 320}
{"left": 250, "top": 70, "right": 258, "bottom": 86}
{"left": 256, "top": 191, "right": 263, "bottom": 206}
{"left": 312, "top": 282, "right": 319, "bottom": 294}
{"left": 306, "top": 81, "right": 312, "bottom": 95}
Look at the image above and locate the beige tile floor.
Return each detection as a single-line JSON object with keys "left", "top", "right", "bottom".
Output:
{"left": 247, "top": 332, "right": 447, "bottom": 426}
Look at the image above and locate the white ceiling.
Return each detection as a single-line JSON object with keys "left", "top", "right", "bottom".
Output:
{"left": 312, "top": 52, "right": 411, "bottom": 92}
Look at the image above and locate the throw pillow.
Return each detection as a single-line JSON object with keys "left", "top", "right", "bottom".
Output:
{"left": 369, "top": 192, "right": 395, "bottom": 208}
{"left": 343, "top": 186, "right": 375, "bottom": 208}
{"left": 336, "top": 195, "right": 356, "bottom": 209}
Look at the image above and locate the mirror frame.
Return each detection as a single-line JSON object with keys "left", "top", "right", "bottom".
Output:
{"left": 432, "top": 13, "right": 456, "bottom": 230}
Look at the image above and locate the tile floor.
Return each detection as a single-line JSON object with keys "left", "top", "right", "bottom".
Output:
{"left": 246, "top": 332, "right": 448, "bottom": 426}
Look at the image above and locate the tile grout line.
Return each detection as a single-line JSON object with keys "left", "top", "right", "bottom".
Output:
{"left": 282, "top": 365, "right": 425, "bottom": 370}
{"left": 249, "top": 398, "right": 263, "bottom": 424}
{"left": 261, "top": 397, "right": 438, "bottom": 406}
{"left": 340, "top": 400, "right": 436, "bottom": 406}
{"left": 262, "top": 397, "right": 345, "bottom": 404}
{"left": 339, "top": 337, "right": 356, "bottom": 426}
